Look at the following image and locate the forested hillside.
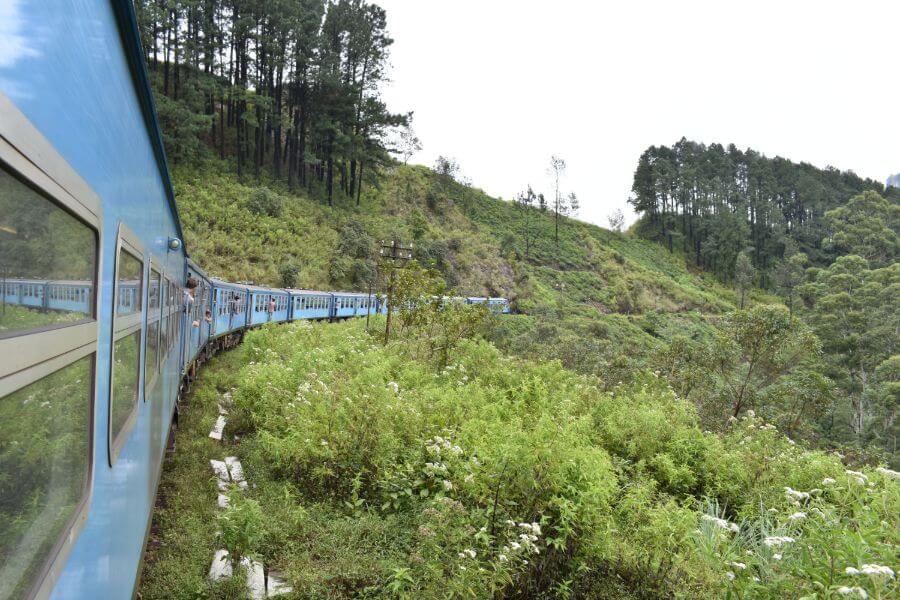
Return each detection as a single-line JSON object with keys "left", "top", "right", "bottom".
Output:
{"left": 629, "top": 139, "right": 899, "bottom": 282}
{"left": 630, "top": 139, "right": 899, "bottom": 465}
{"left": 134, "top": 0, "right": 404, "bottom": 203}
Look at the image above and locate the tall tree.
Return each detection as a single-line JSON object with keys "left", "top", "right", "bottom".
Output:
{"left": 548, "top": 155, "right": 566, "bottom": 247}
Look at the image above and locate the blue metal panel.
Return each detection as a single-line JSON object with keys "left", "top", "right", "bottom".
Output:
{"left": 210, "top": 281, "right": 248, "bottom": 337}
{"left": 0, "top": 2, "right": 187, "bottom": 598}
{"left": 248, "top": 289, "right": 290, "bottom": 326}
{"left": 289, "top": 291, "right": 332, "bottom": 320}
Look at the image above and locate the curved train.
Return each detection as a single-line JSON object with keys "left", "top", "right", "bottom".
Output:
{"left": 0, "top": 2, "right": 506, "bottom": 599}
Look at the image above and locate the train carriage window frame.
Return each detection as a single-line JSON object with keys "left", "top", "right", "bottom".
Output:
{"left": 108, "top": 222, "right": 145, "bottom": 466}
{"left": 144, "top": 259, "right": 163, "bottom": 398}
{"left": 0, "top": 91, "right": 100, "bottom": 600}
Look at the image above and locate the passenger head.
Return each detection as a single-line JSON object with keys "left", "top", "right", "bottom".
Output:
{"left": 186, "top": 277, "right": 198, "bottom": 289}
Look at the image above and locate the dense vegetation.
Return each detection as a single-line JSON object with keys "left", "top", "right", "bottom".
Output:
{"left": 629, "top": 139, "right": 899, "bottom": 280}
{"left": 629, "top": 140, "right": 899, "bottom": 464}
{"left": 134, "top": 0, "right": 405, "bottom": 203}
{"left": 140, "top": 317, "right": 898, "bottom": 599}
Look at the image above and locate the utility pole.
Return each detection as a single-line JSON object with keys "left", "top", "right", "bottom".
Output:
{"left": 365, "top": 259, "right": 378, "bottom": 332}
{"left": 379, "top": 238, "right": 413, "bottom": 344}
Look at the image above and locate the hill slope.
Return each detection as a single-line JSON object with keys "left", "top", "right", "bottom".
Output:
{"left": 174, "top": 160, "right": 770, "bottom": 382}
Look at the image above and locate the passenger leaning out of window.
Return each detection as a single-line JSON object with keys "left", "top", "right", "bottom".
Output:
{"left": 184, "top": 277, "right": 200, "bottom": 327}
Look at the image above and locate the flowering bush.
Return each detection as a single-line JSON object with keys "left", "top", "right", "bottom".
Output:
{"left": 228, "top": 320, "right": 898, "bottom": 598}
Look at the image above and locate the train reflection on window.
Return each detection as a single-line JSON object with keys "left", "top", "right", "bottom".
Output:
{"left": 115, "top": 250, "right": 142, "bottom": 316}
{"left": 0, "top": 355, "right": 92, "bottom": 598}
{"left": 144, "top": 269, "right": 161, "bottom": 391}
{"left": 0, "top": 167, "right": 96, "bottom": 338}
{"left": 110, "top": 244, "right": 143, "bottom": 443}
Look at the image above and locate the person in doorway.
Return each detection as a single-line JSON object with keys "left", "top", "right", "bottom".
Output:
{"left": 184, "top": 277, "right": 200, "bottom": 327}
{"left": 267, "top": 295, "right": 276, "bottom": 320}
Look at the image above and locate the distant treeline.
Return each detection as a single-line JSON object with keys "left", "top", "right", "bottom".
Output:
{"left": 134, "top": 0, "right": 404, "bottom": 204}
{"left": 629, "top": 138, "right": 899, "bottom": 283}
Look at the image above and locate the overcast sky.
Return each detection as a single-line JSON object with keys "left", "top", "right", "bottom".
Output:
{"left": 377, "top": 0, "right": 899, "bottom": 227}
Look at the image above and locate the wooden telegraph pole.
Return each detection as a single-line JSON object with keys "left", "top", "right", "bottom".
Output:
{"left": 379, "top": 238, "right": 413, "bottom": 344}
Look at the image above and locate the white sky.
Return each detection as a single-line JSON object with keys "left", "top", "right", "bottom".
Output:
{"left": 378, "top": 0, "right": 900, "bottom": 227}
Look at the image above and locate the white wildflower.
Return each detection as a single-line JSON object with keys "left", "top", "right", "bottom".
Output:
{"left": 788, "top": 512, "right": 807, "bottom": 521}
{"left": 746, "top": 409, "right": 755, "bottom": 418}
{"left": 822, "top": 477, "right": 837, "bottom": 485}
{"left": 726, "top": 571, "right": 735, "bottom": 581}
{"left": 773, "top": 553, "right": 782, "bottom": 561}
{"left": 464, "top": 548, "right": 476, "bottom": 559}
{"left": 784, "top": 487, "right": 810, "bottom": 501}
{"left": 845, "top": 567, "right": 860, "bottom": 575}
{"left": 387, "top": 381, "right": 399, "bottom": 394}
{"left": 836, "top": 587, "right": 868, "bottom": 599}
{"left": 727, "top": 561, "right": 747, "bottom": 570}
{"left": 845, "top": 470, "right": 868, "bottom": 485}
{"left": 875, "top": 467, "right": 900, "bottom": 480}
{"left": 498, "top": 554, "right": 508, "bottom": 562}
{"left": 859, "top": 564, "right": 895, "bottom": 578}
{"left": 763, "top": 536, "right": 795, "bottom": 547}
{"left": 510, "top": 542, "right": 521, "bottom": 551}
{"left": 701, "top": 514, "right": 738, "bottom": 533}
{"left": 442, "top": 480, "right": 453, "bottom": 491}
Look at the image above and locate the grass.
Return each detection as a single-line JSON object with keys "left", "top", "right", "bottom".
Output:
{"left": 138, "top": 348, "right": 248, "bottom": 600}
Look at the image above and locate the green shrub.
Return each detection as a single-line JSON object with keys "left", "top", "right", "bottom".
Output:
{"left": 246, "top": 187, "right": 283, "bottom": 218}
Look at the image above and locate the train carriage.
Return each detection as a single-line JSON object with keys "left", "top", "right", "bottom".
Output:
{"left": 287, "top": 289, "right": 333, "bottom": 320}
{"left": 210, "top": 279, "right": 249, "bottom": 338}
{"left": 47, "top": 281, "right": 94, "bottom": 315}
{"left": 332, "top": 292, "right": 372, "bottom": 319}
{"left": 247, "top": 285, "right": 290, "bottom": 326}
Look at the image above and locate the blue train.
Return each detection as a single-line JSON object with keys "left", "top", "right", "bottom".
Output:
{"left": 0, "top": 2, "right": 507, "bottom": 599}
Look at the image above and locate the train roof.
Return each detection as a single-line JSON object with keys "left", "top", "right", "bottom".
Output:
{"left": 285, "top": 289, "right": 335, "bottom": 295}
{"left": 243, "top": 283, "right": 290, "bottom": 294}
{"left": 331, "top": 291, "right": 373, "bottom": 297}
{"left": 209, "top": 278, "right": 248, "bottom": 290}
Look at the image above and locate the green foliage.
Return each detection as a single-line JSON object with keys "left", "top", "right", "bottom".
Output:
{"left": 218, "top": 495, "right": 266, "bottom": 564}
{"left": 198, "top": 320, "right": 898, "bottom": 598}
{"left": 630, "top": 139, "right": 893, "bottom": 276}
{"left": 734, "top": 251, "right": 756, "bottom": 309}
{"left": 802, "top": 257, "right": 899, "bottom": 458}
{"left": 279, "top": 263, "right": 300, "bottom": 288}
{"left": 825, "top": 190, "right": 899, "bottom": 266}
{"left": 245, "top": 187, "right": 283, "bottom": 218}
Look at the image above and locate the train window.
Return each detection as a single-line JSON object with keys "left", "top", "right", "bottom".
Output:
{"left": 144, "top": 267, "right": 161, "bottom": 396}
{"left": 116, "top": 252, "right": 142, "bottom": 317}
{"left": 0, "top": 355, "right": 93, "bottom": 599}
{"left": 109, "top": 225, "right": 144, "bottom": 463}
{"left": 159, "top": 279, "right": 169, "bottom": 353}
{"left": 0, "top": 166, "right": 96, "bottom": 339}
{"left": 110, "top": 331, "right": 140, "bottom": 441}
